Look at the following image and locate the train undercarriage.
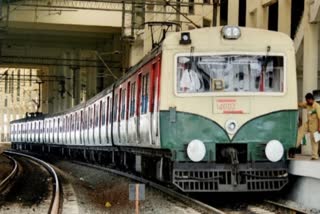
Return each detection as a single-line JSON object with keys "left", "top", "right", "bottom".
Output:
{"left": 11, "top": 142, "right": 289, "bottom": 193}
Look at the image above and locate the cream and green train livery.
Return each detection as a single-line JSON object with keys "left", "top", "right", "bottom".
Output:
{"left": 161, "top": 26, "right": 297, "bottom": 192}
{"left": 10, "top": 26, "right": 298, "bottom": 192}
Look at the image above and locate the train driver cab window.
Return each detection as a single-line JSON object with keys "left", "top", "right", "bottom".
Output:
{"left": 176, "top": 55, "right": 284, "bottom": 94}
{"left": 130, "top": 82, "right": 136, "bottom": 117}
{"left": 141, "top": 74, "right": 149, "bottom": 114}
{"left": 121, "top": 89, "right": 126, "bottom": 120}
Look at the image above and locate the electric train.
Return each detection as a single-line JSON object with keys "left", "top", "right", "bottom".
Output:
{"left": 10, "top": 26, "right": 298, "bottom": 192}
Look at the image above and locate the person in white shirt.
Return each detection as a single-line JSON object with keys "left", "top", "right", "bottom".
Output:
{"left": 180, "top": 68, "right": 202, "bottom": 92}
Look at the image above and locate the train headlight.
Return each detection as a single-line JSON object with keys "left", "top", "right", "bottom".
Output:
{"left": 265, "top": 140, "right": 284, "bottom": 162}
{"left": 187, "top": 139, "right": 206, "bottom": 162}
{"left": 221, "top": 26, "right": 241, "bottom": 40}
{"left": 180, "top": 32, "right": 192, "bottom": 45}
{"left": 225, "top": 119, "right": 238, "bottom": 135}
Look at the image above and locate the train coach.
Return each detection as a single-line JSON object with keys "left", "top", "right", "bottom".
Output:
{"left": 10, "top": 26, "right": 298, "bottom": 192}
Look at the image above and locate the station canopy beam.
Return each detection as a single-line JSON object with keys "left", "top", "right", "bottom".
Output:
{"left": 0, "top": 55, "right": 121, "bottom": 69}
{"left": 6, "top": 0, "right": 211, "bottom": 15}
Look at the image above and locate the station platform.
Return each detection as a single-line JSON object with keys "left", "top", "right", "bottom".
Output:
{"left": 289, "top": 155, "right": 320, "bottom": 179}
{"left": 287, "top": 155, "right": 320, "bottom": 211}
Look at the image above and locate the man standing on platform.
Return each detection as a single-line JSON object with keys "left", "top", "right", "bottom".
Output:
{"left": 297, "top": 93, "right": 320, "bottom": 160}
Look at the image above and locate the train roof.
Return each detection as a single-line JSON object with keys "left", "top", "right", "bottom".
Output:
{"left": 10, "top": 113, "right": 46, "bottom": 124}
{"left": 162, "top": 26, "right": 294, "bottom": 53}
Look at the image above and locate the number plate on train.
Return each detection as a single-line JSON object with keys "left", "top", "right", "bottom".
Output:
{"left": 213, "top": 98, "right": 251, "bottom": 114}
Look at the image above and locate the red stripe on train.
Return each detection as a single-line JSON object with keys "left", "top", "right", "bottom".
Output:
{"left": 223, "top": 110, "right": 244, "bottom": 114}
{"left": 216, "top": 99, "right": 236, "bottom": 102}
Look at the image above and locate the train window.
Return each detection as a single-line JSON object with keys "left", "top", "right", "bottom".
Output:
{"left": 109, "top": 97, "right": 112, "bottom": 123}
{"left": 74, "top": 114, "right": 77, "bottom": 131}
{"left": 70, "top": 116, "right": 72, "bottom": 131}
{"left": 95, "top": 104, "right": 99, "bottom": 127}
{"left": 176, "top": 55, "right": 284, "bottom": 93}
{"left": 89, "top": 107, "right": 92, "bottom": 128}
{"left": 121, "top": 89, "right": 126, "bottom": 120}
{"left": 59, "top": 118, "right": 62, "bottom": 132}
{"left": 86, "top": 107, "right": 91, "bottom": 129}
{"left": 76, "top": 112, "right": 82, "bottom": 130}
{"left": 101, "top": 101, "right": 106, "bottom": 125}
{"left": 69, "top": 116, "right": 71, "bottom": 132}
{"left": 83, "top": 110, "right": 87, "bottom": 130}
{"left": 65, "top": 117, "right": 68, "bottom": 132}
{"left": 75, "top": 113, "right": 78, "bottom": 130}
{"left": 106, "top": 97, "right": 110, "bottom": 124}
{"left": 75, "top": 114, "right": 77, "bottom": 131}
{"left": 129, "top": 82, "right": 136, "bottom": 117}
{"left": 141, "top": 74, "right": 149, "bottom": 114}
{"left": 86, "top": 110, "right": 88, "bottom": 129}
{"left": 82, "top": 111, "right": 85, "bottom": 130}
{"left": 62, "top": 118, "right": 65, "bottom": 132}
{"left": 113, "top": 94, "right": 118, "bottom": 122}
{"left": 73, "top": 114, "right": 76, "bottom": 131}
{"left": 91, "top": 107, "right": 94, "bottom": 128}
{"left": 80, "top": 111, "right": 83, "bottom": 130}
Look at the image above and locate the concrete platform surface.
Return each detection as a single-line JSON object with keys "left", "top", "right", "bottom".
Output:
{"left": 289, "top": 155, "right": 320, "bottom": 179}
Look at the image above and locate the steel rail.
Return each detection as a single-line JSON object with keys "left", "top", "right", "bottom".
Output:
{"left": 264, "top": 200, "right": 308, "bottom": 214}
{"left": 71, "top": 160, "right": 225, "bottom": 214}
{"left": 0, "top": 154, "right": 18, "bottom": 193}
{"left": 4, "top": 151, "right": 61, "bottom": 214}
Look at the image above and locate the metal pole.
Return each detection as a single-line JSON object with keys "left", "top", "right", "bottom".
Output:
{"left": 38, "top": 82, "right": 41, "bottom": 112}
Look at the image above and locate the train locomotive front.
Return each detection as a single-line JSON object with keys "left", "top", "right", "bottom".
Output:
{"left": 158, "top": 26, "right": 298, "bottom": 192}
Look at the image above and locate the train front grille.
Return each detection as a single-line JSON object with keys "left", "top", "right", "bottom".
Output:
{"left": 172, "top": 162, "right": 288, "bottom": 192}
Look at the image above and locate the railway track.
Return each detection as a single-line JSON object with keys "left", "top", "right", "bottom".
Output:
{"left": 0, "top": 154, "right": 18, "bottom": 194}
{"left": 261, "top": 200, "right": 308, "bottom": 214}
{"left": 70, "top": 160, "right": 225, "bottom": 214}
{"left": 3, "top": 151, "right": 61, "bottom": 214}
{"left": 71, "top": 160, "right": 311, "bottom": 214}
{"left": 6, "top": 150, "right": 312, "bottom": 214}
{"left": 221, "top": 199, "right": 309, "bottom": 214}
